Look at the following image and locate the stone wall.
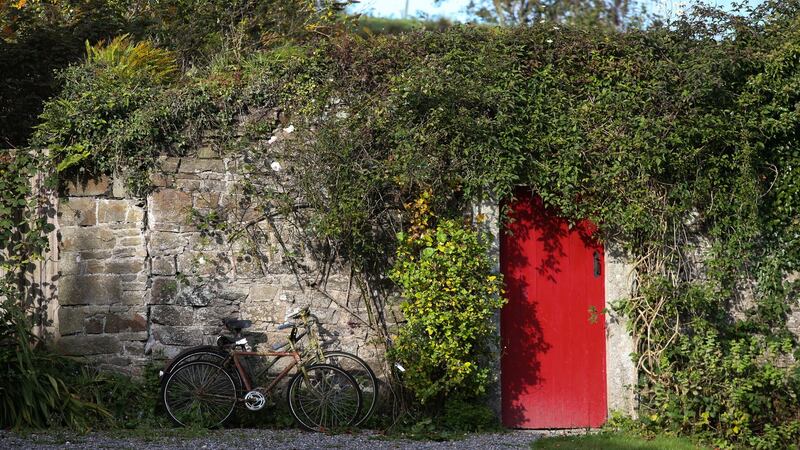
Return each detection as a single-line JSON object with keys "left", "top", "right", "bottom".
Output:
{"left": 53, "top": 153, "right": 379, "bottom": 374}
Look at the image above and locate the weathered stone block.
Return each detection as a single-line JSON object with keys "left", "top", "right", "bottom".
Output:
{"left": 234, "top": 254, "right": 264, "bottom": 278}
{"left": 194, "top": 305, "right": 239, "bottom": 324}
{"left": 113, "top": 246, "right": 148, "bottom": 258}
{"left": 149, "top": 232, "right": 188, "bottom": 255}
{"left": 59, "top": 198, "right": 96, "bottom": 227}
{"left": 115, "top": 227, "right": 143, "bottom": 238}
{"left": 175, "top": 178, "right": 203, "bottom": 191}
{"left": 218, "top": 285, "right": 250, "bottom": 302}
{"left": 121, "top": 281, "right": 148, "bottom": 291}
{"left": 85, "top": 316, "right": 104, "bottom": 334}
{"left": 85, "top": 259, "right": 104, "bottom": 273}
{"left": 179, "top": 158, "right": 225, "bottom": 174}
{"left": 201, "top": 180, "right": 228, "bottom": 192}
{"left": 194, "top": 192, "right": 221, "bottom": 209}
{"left": 152, "top": 326, "right": 204, "bottom": 346}
{"left": 127, "top": 206, "right": 145, "bottom": 223}
{"left": 149, "top": 172, "right": 174, "bottom": 187}
{"left": 242, "top": 301, "right": 285, "bottom": 324}
{"left": 177, "top": 252, "right": 231, "bottom": 277}
{"left": 118, "top": 236, "right": 144, "bottom": 247}
{"left": 58, "top": 307, "right": 85, "bottom": 336}
{"left": 59, "top": 275, "right": 122, "bottom": 305}
{"left": 97, "top": 199, "right": 130, "bottom": 223}
{"left": 104, "top": 258, "right": 146, "bottom": 275}
{"left": 150, "top": 277, "right": 179, "bottom": 304}
{"left": 60, "top": 227, "right": 115, "bottom": 251}
{"left": 119, "top": 291, "right": 146, "bottom": 306}
{"left": 117, "top": 332, "right": 148, "bottom": 342}
{"left": 105, "top": 312, "right": 147, "bottom": 333}
{"left": 59, "top": 253, "right": 86, "bottom": 275}
{"left": 152, "top": 256, "right": 176, "bottom": 275}
{"left": 79, "top": 250, "right": 113, "bottom": 260}
{"left": 151, "top": 305, "right": 194, "bottom": 326}
{"left": 56, "top": 335, "right": 121, "bottom": 356}
{"left": 65, "top": 176, "right": 110, "bottom": 197}
{"left": 197, "top": 145, "right": 219, "bottom": 159}
{"left": 159, "top": 157, "right": 181, "bottom": 173}
{"left": 112, "top": 176, "right": 127, "bottom": 198}
{"left": 248, "top": 283, "right": 280, "bottom": 302}
{"left": 149, "top": 189, "right": 192, "bottom": 228}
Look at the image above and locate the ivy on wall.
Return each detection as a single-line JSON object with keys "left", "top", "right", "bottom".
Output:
{"left": 28, "top": 1, "right": 800, "bottom": 445}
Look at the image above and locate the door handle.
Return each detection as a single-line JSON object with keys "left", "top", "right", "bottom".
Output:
{"left": 593, "top": 251, "right": 601, "bottom": 277}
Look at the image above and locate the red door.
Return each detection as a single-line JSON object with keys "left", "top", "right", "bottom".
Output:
{"left": 500, "top": 190, "right": 606, "bottom": 428}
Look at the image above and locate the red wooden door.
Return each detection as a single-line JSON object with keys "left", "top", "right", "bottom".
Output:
{"left": 500, "top": 190, "right": 606, "bottom": 429}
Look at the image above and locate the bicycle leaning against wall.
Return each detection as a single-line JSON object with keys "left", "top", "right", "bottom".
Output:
{"left": 158, "top": 307, "right": 379, "bottom": 428}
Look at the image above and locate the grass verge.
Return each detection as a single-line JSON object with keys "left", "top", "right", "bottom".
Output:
{"left": 531, "top": 431, "right": 707, "bottom": 450}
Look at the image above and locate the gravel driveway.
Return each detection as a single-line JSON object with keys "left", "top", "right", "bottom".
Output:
{"left": 0, "top": 429, "right": 551, "bottom": 449}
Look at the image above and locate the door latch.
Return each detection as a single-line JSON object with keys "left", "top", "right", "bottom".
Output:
{"left": 593, "top": 251, "right": 601, "bottom": 277}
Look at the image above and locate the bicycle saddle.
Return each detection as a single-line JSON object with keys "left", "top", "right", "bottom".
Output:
{"left": 223, "top": 319, "right": 252, "bottom": 332}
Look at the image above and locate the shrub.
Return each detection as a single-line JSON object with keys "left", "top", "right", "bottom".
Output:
{"left": 389, "top": 193, "right": 505, "bottom": 404}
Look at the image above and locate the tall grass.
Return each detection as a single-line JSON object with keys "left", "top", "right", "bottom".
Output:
{"left": 0, "top": 299, "right": 110, "bottom": 430}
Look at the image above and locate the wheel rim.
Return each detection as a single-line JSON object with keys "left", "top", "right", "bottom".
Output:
{"left": 290, "top": 365, "right": 361, "bottom": 430}
{"left": 164, "top": 361, "right": 236, "bottom": 427}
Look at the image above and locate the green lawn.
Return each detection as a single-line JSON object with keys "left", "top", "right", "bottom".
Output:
{"left": 532, "top": 431, "right": 707, "bottom": 450}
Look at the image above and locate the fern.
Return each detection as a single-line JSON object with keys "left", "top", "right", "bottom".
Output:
{"left": 85, "top": 34, "right": 177, "bottom": 83}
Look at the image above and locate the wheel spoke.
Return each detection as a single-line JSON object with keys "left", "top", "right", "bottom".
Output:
{"left": 288, "top": 365, "right": 361, "bottom": 430}
{"left": 164, "top": 361, "right": 236, "bottom": 428}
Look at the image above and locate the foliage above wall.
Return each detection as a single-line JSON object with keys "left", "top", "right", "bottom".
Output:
{"left": 24, "top": 0, "right": 800, "bottom": 445}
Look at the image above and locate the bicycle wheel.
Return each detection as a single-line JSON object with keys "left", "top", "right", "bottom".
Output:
{"left": 159, "top": 347, "right": 241, "bottom": 408}
{"left": 316, "top": 351, "right": 378, "bottom": 426}
{"left": 287, "top": 364, "right": 362, "bottom": 431}
{"left": 163, "top": 361, "right": 237, "bottom": 428}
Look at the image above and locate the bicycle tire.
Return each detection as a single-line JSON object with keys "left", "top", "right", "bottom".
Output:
{"left": 159, "top": 346, "right": 241, "bottom": 406}
{"left": 286, "top": 363, "right": 362, "bottom": 431}
{"left": 314, "top": 351, "right": 378, "bottom": 426}
{"left": 161, "top": 345, "right": 229, "bottom": 377}
{"left": 163, "top": 361, "right": 237, "bottom": 428}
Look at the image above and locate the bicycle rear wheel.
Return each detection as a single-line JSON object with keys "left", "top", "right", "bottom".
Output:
{"left": 159, "top": 346, "right": 241, "bottom": 409}
{"left": 163, "top": 361, "right": 237, "bottom": 428}
{"left": 287, "top": 364, "right": 361, "bottom": 431}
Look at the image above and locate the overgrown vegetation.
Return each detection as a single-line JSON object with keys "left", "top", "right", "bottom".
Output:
{"left": 5, "top": 0, "right": 800, "bottom": 446}
{"left": 0, "top": 299, "right": 109, "bottom": 429}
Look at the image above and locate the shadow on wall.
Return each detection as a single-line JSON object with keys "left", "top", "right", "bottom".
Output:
{"left": 500, "top": 192, "right": 564, "bottom": 427}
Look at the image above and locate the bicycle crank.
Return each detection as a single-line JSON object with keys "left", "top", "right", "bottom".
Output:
{"left": 244, "top": 390, "right": 267, "bottom": 411}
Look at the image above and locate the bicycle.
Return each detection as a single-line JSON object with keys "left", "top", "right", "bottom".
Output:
{"left": 159, "top": 307, "right": 378, "bottom": 426}
{"left": 161, "top": 317, "right": 362, "bottom": 431}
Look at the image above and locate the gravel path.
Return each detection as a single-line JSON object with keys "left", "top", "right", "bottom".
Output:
{"left": 0, "top": 429, "right": 553, "bottom": 449}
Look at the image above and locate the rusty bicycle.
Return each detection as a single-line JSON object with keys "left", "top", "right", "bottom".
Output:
{"left": 161, "top": 317, "right": 362, "bottom": 430}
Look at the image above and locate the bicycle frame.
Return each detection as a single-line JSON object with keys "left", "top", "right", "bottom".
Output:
{"left": 230, "top": 349, "right": 302, "bottom": 392}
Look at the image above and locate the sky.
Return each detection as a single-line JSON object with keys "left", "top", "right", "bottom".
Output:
{"left": 347, "top": 0, "right": 763, "bottom": 21}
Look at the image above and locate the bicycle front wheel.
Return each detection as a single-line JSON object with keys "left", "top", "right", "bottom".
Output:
{"left": 287, "top": 363, "right": 362, "bottom": 431}
{"left": 317, "top": 351, "right": 378, "bottom": 426}
{"left": 163, "top": 361, "right": 237, "bottom": 428}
